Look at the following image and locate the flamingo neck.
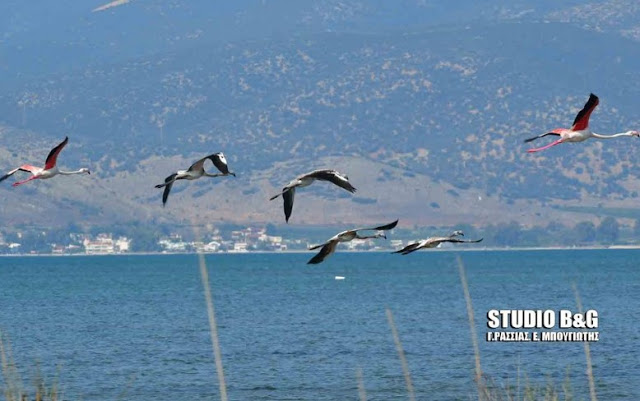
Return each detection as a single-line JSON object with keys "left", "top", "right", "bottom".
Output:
{"left": 59, "top": 169, "right": 86, "bottom": 175}
{"left": 591, "top": 132, "right": 632, "bottom": 139}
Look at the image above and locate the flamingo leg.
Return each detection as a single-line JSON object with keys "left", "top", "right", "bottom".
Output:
{"left": 527, "top": 138, "right": 564, "bottom": 153}
{"left": 12, "top": 176, "right": 37, "bottom": 187}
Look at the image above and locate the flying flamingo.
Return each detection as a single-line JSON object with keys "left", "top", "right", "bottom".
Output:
{"left": 0, "top": 136, "right": 90, "bottom": 187}
{"left": 392, "top": 230, "right": 483, "bottom": 255}
{"left": 269, "top": 169, "right": 356, "bottom": 223}
{"left": 155, "top": 153, "right": 235, "bottom": 206}
{"left": 307, "top": 219, "right": 398, "bottom": 264}
{"left": 525, "top": 93, "right": 640, "bottom": 153}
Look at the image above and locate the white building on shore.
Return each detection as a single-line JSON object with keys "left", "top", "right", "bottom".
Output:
{"left": 84, "top": 234, "right": 131, "bottom": 255}
{"left": 84, "top": 234, "right": 115, "bottom": 254}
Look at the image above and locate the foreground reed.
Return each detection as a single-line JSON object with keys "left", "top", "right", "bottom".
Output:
{"left": 187, "top": 219, "right": 229, "bottom": 401}
{"left": 386, "top": 307, "right": 417, "bottom": 401}
{"left": 355, "top": 367, "right": 367, "bottom": 401}
{"left": 457, "top": 255, "right": 598, "bottom": 401}
{"left": 572, "top": 283, "right": 597, "bottom": 401}
{"left": 195, "top": 230, "right": 228, "bottom": 401}
{"left": 457, "top": 255, "right": 484, "bottom": 398}
{"left": 0, "top": 330, "right": 60, "bottom": 401}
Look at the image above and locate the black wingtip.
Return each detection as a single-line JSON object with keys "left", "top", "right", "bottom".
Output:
{"left": 380, "top": 219, "right": 399, "bottom": 230}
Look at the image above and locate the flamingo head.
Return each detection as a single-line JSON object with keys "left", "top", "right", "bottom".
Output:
{"left": 81, "top": 168, "right": 91, "bottom": 175}
{"left": 628, "top": 130, "right": 640, "bottom": 137}
{"left": 376, "top": 232, "right": 387, "bottom": 239}
{"left": 452, "top": 230, "right": 464, "bottom": 237}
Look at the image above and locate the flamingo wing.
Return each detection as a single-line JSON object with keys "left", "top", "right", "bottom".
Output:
{"left": 188, "top": 153, "right": 233, "bottom": 175}
{"left": 571, "top": 93, "right": 599, "bottom": 131}
{"left": 307, "top": 240, "right": 339, "bottom": 264}
{"left": 446, "top": 238, "right": 484, "bottom": 244}
{"left": 308, "top": 242, "right": 326, "bottom": 251}
{"left": 162, "top": 181, "right": 175, "bottom": 206}
{"left": 187, "top": 157, "right": 208, "bottom": 173}
{"left": 155, "top": 173, "right": 177, "bottom": 189}
{"left": 306, "top": 169, "right": 356, "bottom": 193}
{"left": 392, "top": 241, "right": 421, "bottom": 254}
{"left": 0, "top": 165, "right": 39, "bottom": 183}
{"left": 355, "top": 219, "right": 399, "bottom": 232}
{"left": 44, "top": 136, "right": 69, "bottom": 170}
{"left": 155, "top": 173, "right": 178, "bottom": 206}
{"left": 208, "top": 153, "right": 232, "bottom": 175}
{"left": 524, "top": 132, "right": 561, "bottom": 143}
{"left": 283, "top": 187, "right": 295, "bottom": 223}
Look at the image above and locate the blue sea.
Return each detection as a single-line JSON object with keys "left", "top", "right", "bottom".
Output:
{"left": 0, "top": 250, "right": 638, "bottom": 400}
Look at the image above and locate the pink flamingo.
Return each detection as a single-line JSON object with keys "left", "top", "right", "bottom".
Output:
{"left": 525, "top": 93, "right": 639, "bottom": 153}
{"left": 0, "top": 137, "right": 90, "bottom": 187}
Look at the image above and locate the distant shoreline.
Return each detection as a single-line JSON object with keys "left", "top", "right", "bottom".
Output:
{"left": 1, "top": 244, "right": 640, "bottom": 258}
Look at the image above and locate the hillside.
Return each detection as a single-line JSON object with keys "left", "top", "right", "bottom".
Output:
{"left": 2, "top": 4, "right": 640, "bottom": 230}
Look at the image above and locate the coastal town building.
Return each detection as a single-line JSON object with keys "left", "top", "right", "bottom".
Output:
{"left": 83, "top": 234, "right": 132, "bottom": 255}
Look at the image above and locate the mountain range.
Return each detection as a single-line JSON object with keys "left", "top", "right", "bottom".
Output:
{"left": 2, "top": 0, "right": 640, "bottom": 231}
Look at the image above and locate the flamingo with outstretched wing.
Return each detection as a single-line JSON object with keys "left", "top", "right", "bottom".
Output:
{"left": 0, "top": 137, "right": 90, "bottom": 187}
{"left": 525, "top": 94, "right": 639, "bottom": 153}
